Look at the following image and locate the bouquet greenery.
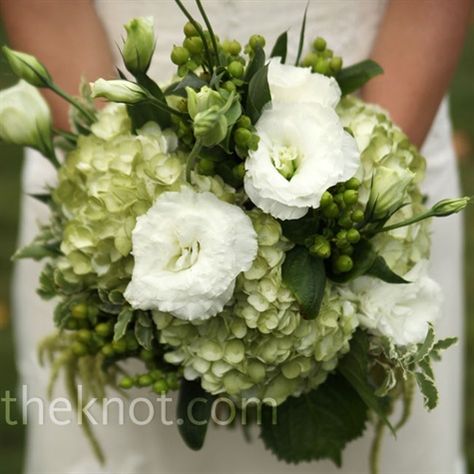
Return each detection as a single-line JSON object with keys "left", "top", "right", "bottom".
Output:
{"left": 0, "top": 1, "right": 470, "bottom": 471}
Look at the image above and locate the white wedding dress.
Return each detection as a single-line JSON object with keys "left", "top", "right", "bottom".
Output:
{"left": 13, "top": 1, "right": 465, "bottom": 473}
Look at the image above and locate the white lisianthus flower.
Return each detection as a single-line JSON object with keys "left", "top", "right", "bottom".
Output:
{"left": 0, "top": 80, "right": 53, "bottom": 154}
{"left": 90, "top": 78, "right": 147, "bottom": 104}
{"left": 351, "top": 261, "right": 442, "bottom": 346}
{"left": 244, "top": 102, "right": 359, "bottom": 220}
{"left": 124, "top": 188, "right": 258, "bottom": 320}
{"left": 267, "top": 58, "right": 341, "bottom": 108}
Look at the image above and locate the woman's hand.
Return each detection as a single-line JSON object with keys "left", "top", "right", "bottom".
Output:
{"left": 0, "top": 0, "right": 115, "bottom": 130}
{"left": 361, "top": 0, "right": 472, "bottom": 148}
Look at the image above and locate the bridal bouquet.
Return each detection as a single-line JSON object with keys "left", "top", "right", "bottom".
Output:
{"left": 0, "top": 1, "right": 469, "bottom": 471}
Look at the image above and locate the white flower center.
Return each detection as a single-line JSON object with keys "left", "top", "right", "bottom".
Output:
{"left": 270, "top": 144, "right": 302, "bottom": 179}
{"left": 166, "top": 238, "right": 200, "bottom": 272}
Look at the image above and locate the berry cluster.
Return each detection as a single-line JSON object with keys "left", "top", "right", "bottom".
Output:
{"left": 309, "top": 177, "right": 364, "bottom": 274}
{"left": 301, "top": 37, "right": 343, "bottom": 76}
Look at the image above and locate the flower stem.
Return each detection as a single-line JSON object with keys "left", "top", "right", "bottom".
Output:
{"left": 369, "top": 417, "right": 385, "bottom": 474}
{"left": 48, "top": 82, "right": 96, "bottom": 124}
{"left": 377, "top": 210, "right": 433, "bottom": 234}
{"left": 195, "top": 0, "right": 221, "bottom": 67}
{"left": 186, "top": 139, "right": 202, "bottom": 183}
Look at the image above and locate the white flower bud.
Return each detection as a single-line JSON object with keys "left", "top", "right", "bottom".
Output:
{"left": 122, "top": 17, "right": 156, "bottom": 75}
{"left": 431, "top": 196, "right": 470, "bottom": 217}
{"left": 369, "top": 165, "right": 414, "bottom": 219}
{"left": 90, "top": 78, "right": 147, "bottom": 104}
{"left": 0, "top": 80, "right": 53, "bottom": 154}
{"left": 2, "top": 47, "right": 51, "bottom": 87}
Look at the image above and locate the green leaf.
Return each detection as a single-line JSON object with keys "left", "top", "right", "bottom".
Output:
{"left": 294, "top": 4, "right": 308, "bottom": 66}
{"left": 13, "top": 241, "right": 60, "bottom": 261}
{"left": 260, "top": 372, "right": 367, "bottom": 465}
{"left": 415, "top": 371, "right": 438, "bottom": 410}
{"left": 336, "top": 59, "right": 383, "bottom": 95}
{"left": 280, "top": 214, "right": 319, "bottom": 246}
{"left": 338, "top": 331, "right": 395, "bottom": 434}
{"left": 367, "top": 256, "right": 409, "bottom": 284}
{"left": 164, "top": 72, "right": 207, "bottom": 97}
{"left": 282, "top": 245, "right": 326, "bottom": 319}
{"left": 413, "top": 325, "right": 436, "bottom": 363}
{"left": 432, "top": 337, "right": 458, "bottom": 352}
{"left": 177, "top": 379, "right": 214, "bottom": 451}
{"left": 134, "top": 313, "right": 154, "bottom": 350}
{"left": 113, "top": 307, "right": 133, "bottom": 342}
{"left": 246, "top": 64, "right": 271, "bottom": 123}
{"left": 28, "top": 193, "right": 52, "bottom": 205}
{"left": 270, "top": 31, "right": 288, "bottom": 63}
{"left": 244, "top": 45, "right": 266, "bottom": 82}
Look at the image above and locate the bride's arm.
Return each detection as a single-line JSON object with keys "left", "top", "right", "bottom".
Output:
{"left": 0, "top": 0, "right": 115, "bottom": 130}
{"left": 361, "top": 0, "right": 471, "bottom": 148}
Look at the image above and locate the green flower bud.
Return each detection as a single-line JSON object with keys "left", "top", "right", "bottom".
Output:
{"left": 343, "top": 189, "right": 359, "bottom": 205}
{"left": 101, "top": 343, "right": 114, "bottom": 357}
{"left": 310, "top": 235, "right": 331, "bottom": 259}
{"left": 313, "top": 37, "right": 327, "bottom": 52}
{"left": 431, "top": 197, "right": 471, "bottom": 217}
{"left": 122, "top": 17, "right": 155, "bottom": 75}
{"left": 152, "top": 379, "right": 168, "bottom": 394}
{"left": 71, "top": 341, "right": 88, "bottom": 357}
{"left": 223, "top": 40, "right": 242, "bottom": 55}
{"left": 335, "top": 230, "right": 348, "bottom": 248}
{"left": 183, "top": 36, "right": 203, "bottom": 55}
{"left": 71, "top": 303, "right": 88, "bottom": 319}
{"left": 323, "top": 48, "right": 334, "bottom": 58}
{"left": 249, "top": 34, "right": 266, "bottom": 49}
{"left": 338, "top": 214, "right": 353, "bottom": 229}
{"left": 301, "top": 52, "right": 318, "bottom": 68}
{"left": 232, "top": 162, "right": 246, "bottom": 181}
{"left": 345, "top": 177, "right": 361, "bottom": 190}
{"left": 334, "top": 254, "right": 353, "bottom": 273}
{"left": 112, "top": 339, "right": 128, "bottom": 353}
{"left": 320, "top": 191, "right": 333, "bottom": 208}
{"left": 248, "top": 134, "right": 260, "bottom": 151}
{"left": 119, "top": 376, "right": 134, "bottom": 389}
{"left": 198, "top": 158, "right": 215, "bottom": 175}
{"left": 184, "top": 21, "right": 199, "bottom": 37}
{"left": 95, "top": 322, "right": 113, "bottom": 337}
{"left": 351, "top": 209, "right": 364, "bottom": 223}
{"left": 346, "top": 228, "right": 360, "bottom": 244}
{"left": 237, "top": 115, "right": 252, "bottom": 129}
{"left": 222, "top": 81, "right": 237, "bottom": 93}
{"left": 228, "top": 61, "right": 244, "bottom": 78}
{"left": 314, "top": 58, "right": 329, "bottom": 75}
{"left": 0, "top": 80, "right": 53, "bottom": 155}
{"left": 2, "top": 47, "right": 52, "bottom": 87}
{"left": 171, "top": 46, "right": 190, "bottom": 65}
{"left": 77, "top": 329, "right": 92, "bottom": 343}
{"left": 90, "top": 79, "right": 147, "bottom": 104}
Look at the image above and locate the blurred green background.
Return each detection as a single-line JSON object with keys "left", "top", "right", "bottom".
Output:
{"left": 0, "top": 17, "right": 473, "bottom": 474}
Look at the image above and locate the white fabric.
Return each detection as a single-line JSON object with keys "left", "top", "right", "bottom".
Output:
{"left": 13, "top": 1, "right": 465, "bottom": 473}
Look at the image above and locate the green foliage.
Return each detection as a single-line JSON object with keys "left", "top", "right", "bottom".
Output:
{"left": 246, "top": 64, "right": 271, "bottom": 123}
{"left": 336, "top": 59, "right": 383, "bottom": 95}
{"left": 282, "top": 245, "right": 326, "bottom": 319}
{"left": 294, "top": 4, "right": 308, "bottom": 66}
{"left": 270, "top": 31, "right": 288, "bottom": 63}
{"left": 260, "top": 372, "right": 367, "bottom": 465}
{"left": 113, "top": 307, "right": 133, "bottom": 341}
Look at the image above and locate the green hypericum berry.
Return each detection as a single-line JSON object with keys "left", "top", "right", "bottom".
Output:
{"left": 137, "top": 374, "right": 154, "bottom": 387}
{"left": 223, "top": 39, "right": 242, "bottom": 55}
{"left": 71, "top": 303, "right": 88, "bottom": 319}
{"left": 340, "top": 244, "right": 354, "bottom": 256}
{"left": 301, "top": 52, "right": 318, "bottom": 68}
{"left": 343, "top": 189, "right": 359, "bottom": 205}
{"left": 183, "top": 21, "right": 199, "bottom": 37}
{"left": 198, "top": 158, "right": 215, "bottom": 176}
{"left": 310, "top": 236, "right": 331, "bottom": 259}
{"left": 314, "top": 58, "right": 329, "bottom": 75}
{"left": 171, "top": 46, "right": 189, "bottom": 65}
{"left": 223, "top": 80, "right": 237, "bottom": 93}
{"left": 249, "top": 34, "right": 266, "bottom": 49}
{"left": 334, "top": 255, "right": 353, "bottom": 273}
{"left": 330, "top": 56, "right": 343, "bottom": 73}
{"left": 247, "top": 134, "right": 260, "bottom": 151}
{"left": 187, "top": 60, "right": 199, "bottom": 71}
{"left": 323, "top": 202, "right": 340, "bottom": 219}
{"left": 125, "top": 334, "right": 139, "bottom": 351}
{"left": 166, "top": 373, "right": 180, "bottom": 390}
{"left": 335, "top": 230, "right": 348, "bottom": 248}
{"left": 95, "top": 322, "right": 113, "bottom": 337}
{"left": 152, "top": 379, "right": 168, "bottom": 394}
{"left": 71, "top": 341, "right": 88, "bottom": 357}
{"left": 346, "top": 228, "right": 361, "bottom": 244}
{"left": 323, "top": 48, "right": 333, "bottom": 58}
{"left": 149, "top": 369, "right": 163, "bottom": 380}
{"left": 183, "top": 37, "right": 203, "bottom": 54}
{"left": 112, "top": 339, "right": 128, "bottom": 354}
{"left": 351, "top": 209, "right": 365, "bottom": 223}
{"left": 346, "top": 177, "right": 361, "bottom": 190}
{"left": 313, "top": 37, "right": 327, "bottom": 52}
{"left": 119, "top": 376, "right": 134, "bottom": 390}
{"left": 338, "top": 215, "right": 353, "bottom": 229}
{"left": 228, "top": 60, "right": 244, "bottom": 78}
{"left": 77, "top": 329, "right": 92, "bottom": 343}
{"left": 101, "top": 344, "right": 114, "bottom": 357}
{"left": 234, "top": 127, "right": 252, "bottom": 147}
{"left": 237, "top": 115, "right": 252, "bottom": 129}
{"left": 320, "top": 191, "right": 333, "bottom": 208}
{"left": 233, "top": 162, "right": 246, "bottom": 180}
{"left": 334, "top": 193, "right": 345, "bottom": 205}
{"left": 140, "top": 349, "right": 154, "bottom": 361}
